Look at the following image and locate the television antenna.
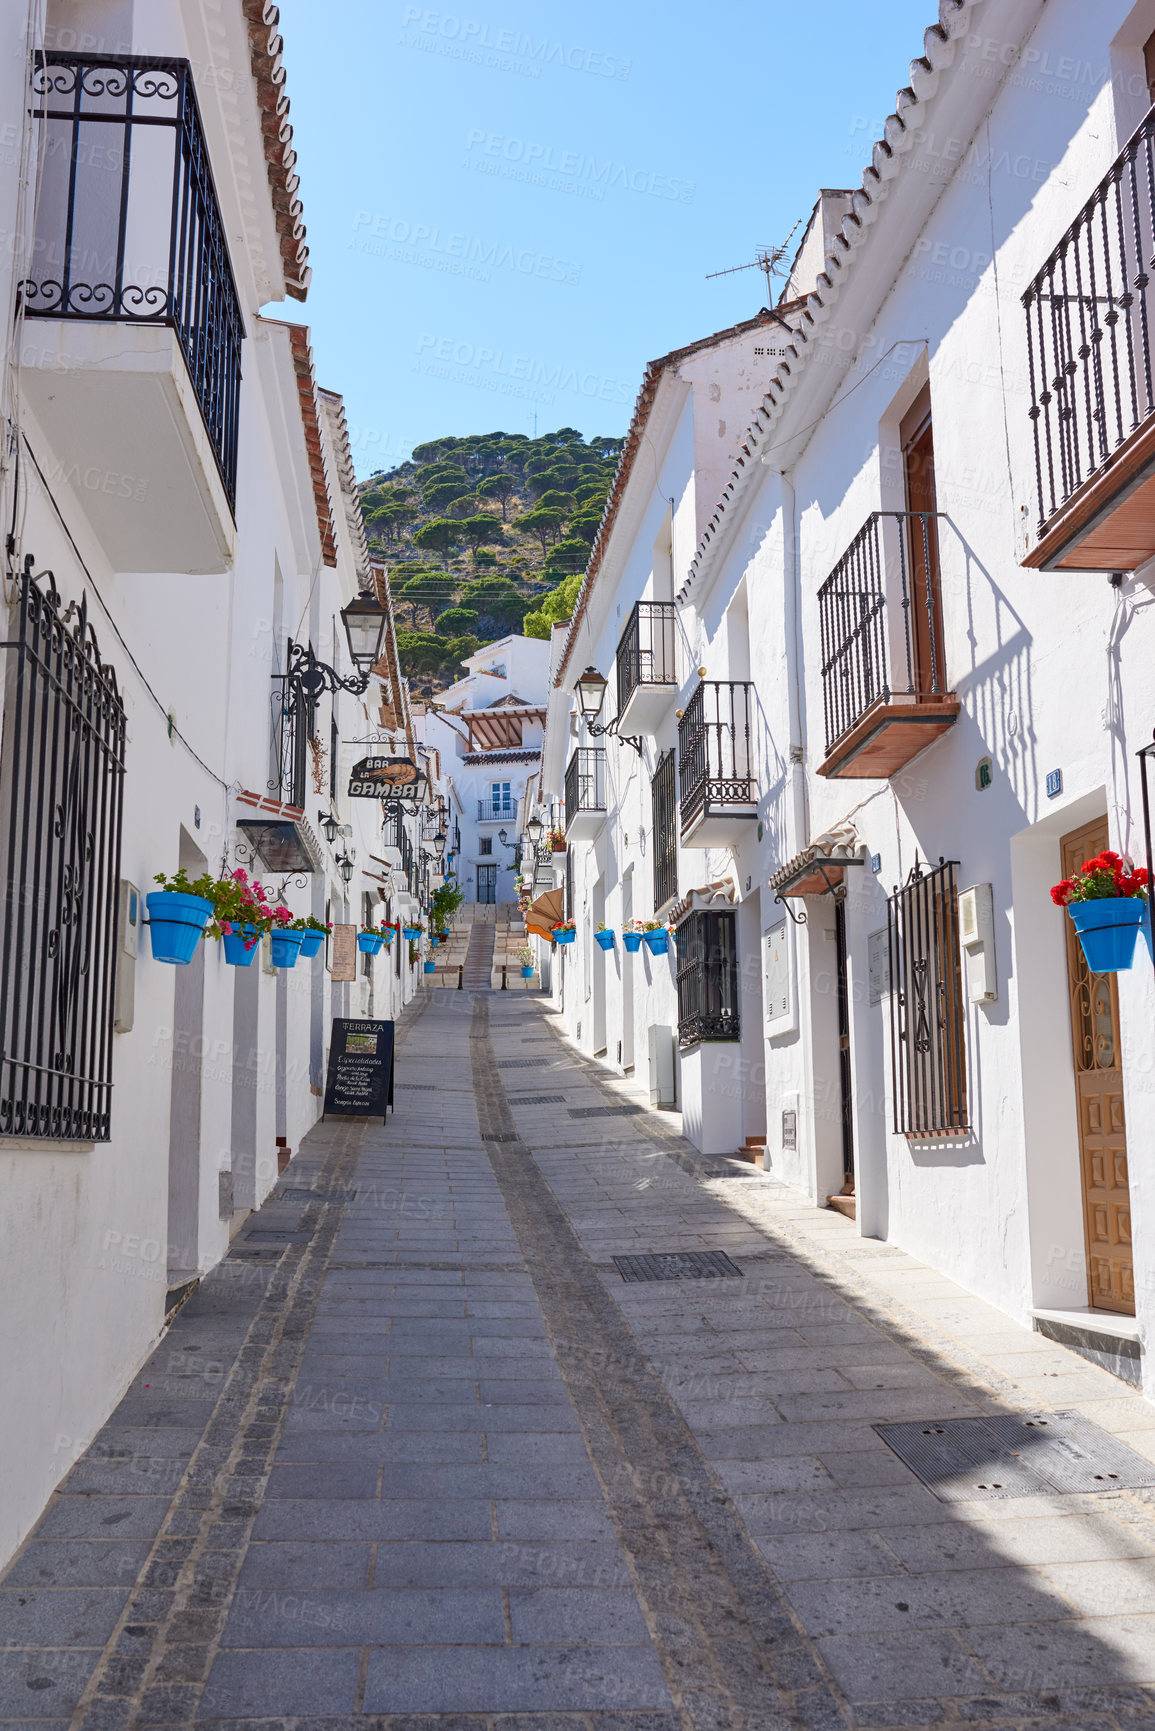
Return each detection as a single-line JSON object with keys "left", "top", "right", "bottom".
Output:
{"left": 706, "top": 220, "right": 802, "bottom": 304}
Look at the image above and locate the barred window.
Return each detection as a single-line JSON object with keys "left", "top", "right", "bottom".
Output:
{"left": 0, "top": 561, "right": 126, "bottom": 1140}
{"left": 886, "top": 858, "right": 968, "bottom": 1136}
{"left": 651, "top": 749, "right": 677, "bottom": 911}
{"left": 676, "top": 911, "right": 739, "bottom": 1048}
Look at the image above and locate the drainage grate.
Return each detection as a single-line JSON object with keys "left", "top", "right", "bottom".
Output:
{"left": 569, "top": 1104, "right": 645, "bottom": 1119}
{"left": 397, "top": 1082, "right": 436, "bottom": 1090}
{"left": 613, "top": 1251, "right": 744, "bottom": 1283}
{"left": 498, "top": 1058, "right": 540, "bottom": 1068}
{"left": 481, "top": 1132, "right": 520, "bottom": 1143}
{"left": 508, "top": 1094, "right": 568, "bottom": 1106}
{"left": 875, "top": 1412, "right": 1155, "bottom": 1501}
{"left": 242, "top": 1230, "right": 313, "bottom": 1245}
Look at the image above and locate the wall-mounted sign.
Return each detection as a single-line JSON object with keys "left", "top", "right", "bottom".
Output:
{"left": 781, "top": 1108, "right": 797, "bottom": 1150}
{"left": 323, "top": 1018, "right": 394, "bottom": 1119}
{"left": 348, "top": 755, "right": 417, "bottom": 797}
{"left": 330, "top": 923, "right": 357, "bottom": 981}
{"left": 1046, "top": 768, "right": 1063, "bottom": 799}
{"left": 868, "top": 927, "right": 890, "bottom": 1005}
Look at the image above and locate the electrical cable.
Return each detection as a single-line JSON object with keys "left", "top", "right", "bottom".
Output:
{"left": 20, "top": 433, "right": 233, "bottom": 791}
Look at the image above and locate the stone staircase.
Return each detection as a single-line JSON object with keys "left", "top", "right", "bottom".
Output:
{"left": 462, "top": 922, "right": 495, "bottom": 989}
{"left": 424, "top": 902, "right": 533, "bottom": 990}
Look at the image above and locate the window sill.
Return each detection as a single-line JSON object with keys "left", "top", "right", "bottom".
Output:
{"left": 0, "top": 1136, "right": 96, "bottom": 1153}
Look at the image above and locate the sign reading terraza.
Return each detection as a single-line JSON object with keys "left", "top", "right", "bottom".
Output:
{"left": 347, "top": 755, "right": 417, "bottom": 797}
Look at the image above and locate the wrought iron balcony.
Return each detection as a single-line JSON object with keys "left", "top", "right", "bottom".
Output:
{"left": 616, "top": 601, "right": 677, "bottom": 735}
{"left": 564, "top": 747, "right": 606, "bottom": 841}
{"left": 20, "top": 53, "right": 243, "bottom": 568}
{"left": 477, "top": 799, "right": 515, "bottom": 822}
{"left": 1023, "top": 108, "right": 1155, "bottom": 571}
{"left": 677, "top": 680, "right": 757, "bottom": 845}
{"left": 380, "top": 807, "right": 405, "bottom": 864}
{"left": 816, "top": 512, "right": 959, "bottom": 780}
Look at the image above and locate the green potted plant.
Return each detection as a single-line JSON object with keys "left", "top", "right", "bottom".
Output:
{"left": 552, "top": 919, "right": 576, "bottom": 945}
{"left": 208, "top": 868, "right": 275, "bottom": 966}
{"left": 517, "top": 944, "right": 535, "bottom": 979}
{"left": 639, "top": 919, "right": 670, "bottom": 956}
{"left": 148, "top": 868, "right": 216, "bottom": 964}
{"left": 358, "top": 924, "right": 384, "bottom": 954}
{"left": 594, "top": 920, "right": 615, "bottom": 952}
{"left": 1051, "top": 851, "right": 1150, "bottom": 972}
{"left": 622, "top": 919, "right": 643, "bottom": 953}
{"left": 550, "top": 828, "right": 567, "bottom": 853}
{"left": 292, "top": 914, "right": 331, "bottom": 958}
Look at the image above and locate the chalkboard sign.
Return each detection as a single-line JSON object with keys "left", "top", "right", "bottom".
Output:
{"left": 323, "top": 1018, "right": 394, "bottom": 1119}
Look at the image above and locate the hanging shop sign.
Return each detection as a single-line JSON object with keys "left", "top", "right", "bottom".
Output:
{"left": 348, "top": 755, "right": 417, "bottom": 796}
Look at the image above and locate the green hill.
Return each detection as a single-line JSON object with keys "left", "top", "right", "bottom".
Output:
{"left": 359, "top": 428, "right": 622, "bottom": 689}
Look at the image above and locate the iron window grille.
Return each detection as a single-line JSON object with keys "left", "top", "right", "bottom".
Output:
{"left": 0, "top": 558, "right": 126, "bottom": 1140}
{"left": 817, "top": 511, "right": 946, "bottom": 755}
{"left": 616, "top": 600, "right": 677, "bottom": 713}
{"left": 22, "top": 53, "right": 244, "bottom": 509}
{"left": 269, "top": 645, "right": 315, "bottom": 810}
{"left": 886, "top": 858, "right": 969, "bottom": 1137}
{"left": 677, "top": 680, "right": 755, "bottom": 831}
{"left": 1023, "top": 106, "right": 1155, "bottom": 539}
{"left": 381, "top": 806, "right": 404, "bottom": 856}
{"left": 651, "top": 749, "right": 677, "bottom": 911}
{"left": 564, "top": 747, "right": 606, "bottom": 830}
{"left": 676, "top": 911, "right": 739, "bottom": 1048}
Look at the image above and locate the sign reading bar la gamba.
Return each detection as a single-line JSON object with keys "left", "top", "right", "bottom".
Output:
{"left": 323, "top": 1018, "right": 394, "bottom": 1119}
{"left": 348, "top": 755, "right": 417, "bottom": 797}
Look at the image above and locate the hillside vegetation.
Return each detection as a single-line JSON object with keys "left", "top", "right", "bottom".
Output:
{"left": 359, "top": 428, "right": 622, "bottom": 689}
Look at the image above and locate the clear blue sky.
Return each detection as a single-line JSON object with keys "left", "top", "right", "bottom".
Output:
{"left": 273, "top": 0, "right": 934, "bottom": 475}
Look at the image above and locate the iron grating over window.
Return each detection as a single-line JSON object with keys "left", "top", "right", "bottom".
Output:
{"left": 886, "top": 858, "right": 968, "bottom": 1137}
{"left": 676, "top": 910, "right": 739, "bottom": 1048}
{"left": 651, "top": 749, "right": 677, "bottom": 911}
{"left": 613, "top": 1251, "right": 743, "bottom": 1283}
{"left": 0, "top": 559, "right": 126, "bottom": 1140}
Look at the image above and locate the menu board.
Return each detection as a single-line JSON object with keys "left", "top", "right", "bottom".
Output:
{"left": 323, "top": 1018, "right": 394, "bottom": 1119}
{"left": 330, "top": 923, "right": 357, "bottom": 982}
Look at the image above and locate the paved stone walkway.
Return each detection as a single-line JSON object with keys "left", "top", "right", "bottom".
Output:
{"left": 4, "top": 990, "right": 1155, "bottom": 1729}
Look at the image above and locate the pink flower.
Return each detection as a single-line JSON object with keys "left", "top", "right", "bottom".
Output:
{"left": 274, "top": 907, "right": 292, "bottom": 926}
{"left": 258, "top": 902, "right": 273, "bottom": 918}
{"left": 232, "top": 867, "right": 248, "bottom": 884}
{"left": 221, "top": 920, "right": 233, "bottom": 935}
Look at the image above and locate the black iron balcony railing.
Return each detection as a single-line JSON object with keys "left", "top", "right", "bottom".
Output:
{"left": 23, "top": 53, "right": 244, "bottom": 507}
{"left": 564, "top": 747, "right": 606, "bottom": 829}
{"left": 1024, "top": 108, "right": 1155, "bottom": 540}
{"left": 381, "top": 806, "right": 404, "bottom": 855}
{"left": 677, "top": 680, "right": 755, "bottom": 830}
{"left": 616, "top": 600, "right": 677, "bottom": 714}
{"left": 477, "top": 798, "right": 514, "bottom": 821}
{"left": 817, "top": 512, "right": 945, "bottom": 755}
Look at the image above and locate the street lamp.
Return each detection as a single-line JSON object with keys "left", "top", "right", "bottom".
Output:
{"left": 336, "top": 850, "right": 355, "bottom": 886}
{"left": 319, "top": 811, "right": 340, "bottom": 845}
{"left": 525, "top": 815, "right": 544, "bottom": 848}
{"left": 340, "top": 590, "right": 389, "bottom": 674}
{"left": 433, "top": 833, "right": 447, "bottom": 860}
{"left": 573, "top": 664, "right": 641, "bottom": 756}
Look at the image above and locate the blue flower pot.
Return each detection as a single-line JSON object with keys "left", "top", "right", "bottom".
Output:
{"left": 642, "top": 931, "right": 669, "bottom": 956}
{"left": 1069, "top": 898, "right": 1146, "bottom": 972}
{"left": 298, "top": 930, "right": 325, "bottom": 958}
{"left": 521, "top": 965, "right": 534, "bottom": 978}
{"left": 403, "top": 927, "right": 421, "bottom": 941}
{"left": 146, "top": 892, "right": 212, "bottom": 965}
{"left": 554, "top": 929, "right": 575, "bottom": 945}
{"left": 623, "top": 931, "right": 642, "bottom": 953}
{"left": 424, "top": 961, "right": 436, "bottom": 974}
{"left": 270, "top": 929, "right": 306, "bottom": 969}
{"left": 357, "top": 932, "right": 383, "bottom": 954}
{"left": 221, "top": 925, "right": 260, "bottom": 966}
{"left": 595, "top": 931, "right": 615, "bottom": 951}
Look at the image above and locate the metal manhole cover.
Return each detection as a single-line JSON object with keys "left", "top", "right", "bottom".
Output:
{"left": 613, "top": 1251, "right": 744, "bottom": 1283}
{"left": 509, "top": 1094, "right": 567, "bottom": 1105}
{"left": 569, "top": 1104, "right": 645, "bottom": 1119}
{"left": 481, "top": 1132, "right": 519, "bottom": 1143}
{"left": 875, "top": 1412, "right": 1155, "bottom": 1501}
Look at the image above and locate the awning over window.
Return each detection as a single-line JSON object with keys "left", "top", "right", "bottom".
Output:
{"left": 526, "top": 886, "right": 563, "bottom": 940}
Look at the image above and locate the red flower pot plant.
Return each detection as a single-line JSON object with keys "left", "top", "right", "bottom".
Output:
{"left": 1051, "top": 850, "right": 1150, "bottom": 974}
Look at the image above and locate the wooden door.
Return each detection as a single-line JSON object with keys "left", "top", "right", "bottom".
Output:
{"left": 1061, "top": 818, "right": 1135, "bottom": 1314}
{"left": 900, "top": 385, "right": 946, "bottom": 697}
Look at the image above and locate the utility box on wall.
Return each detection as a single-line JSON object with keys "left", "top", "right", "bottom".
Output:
{"left": 114, "top": 879, "right": 140, "bottom": 1034}
{"left": 647, "top": 1024, "right": 677, "bottom": 1108}
{"left": 762, "top": 920, "right": 796, "bottom": 1036}
{"left": 958, "top": 882, "right": 997, "bottom": 1002}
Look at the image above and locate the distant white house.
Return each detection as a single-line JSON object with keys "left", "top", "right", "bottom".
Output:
{"left": 415, "top": 635, "right": 550, "bottom": 904}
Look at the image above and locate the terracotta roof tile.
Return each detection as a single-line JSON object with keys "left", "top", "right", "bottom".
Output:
{"left": 274, "top": 321, "right": 337, "bottom": 566}
{"left": 241, "top": 0, "right": 311, "bottom": 301}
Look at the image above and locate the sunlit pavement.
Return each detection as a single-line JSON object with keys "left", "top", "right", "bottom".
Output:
{"left": 4, "top": 988, "right": 1155, "bottom": 1730}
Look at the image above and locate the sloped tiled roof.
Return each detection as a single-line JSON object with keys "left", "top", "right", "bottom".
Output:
{"left": 276, "top": 322, "right": 337, "bottom": 567}
{"left": 242, "top": 0, "right": 311, "bottom": 301}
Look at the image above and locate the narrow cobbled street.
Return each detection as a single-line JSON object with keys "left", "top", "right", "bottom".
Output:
{"left": 4, "top": 990, "right": 1155, "bottom": 1731}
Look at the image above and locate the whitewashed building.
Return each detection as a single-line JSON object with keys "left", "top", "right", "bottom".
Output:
{"left": 538, "top": 0, "right": 1155, "bottom": 1401}
{"left": 0, "top": 0, "right": 426, "bottom": 1568}
{"left": 415, "top": 634, "right": 550, "bottom": 906}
